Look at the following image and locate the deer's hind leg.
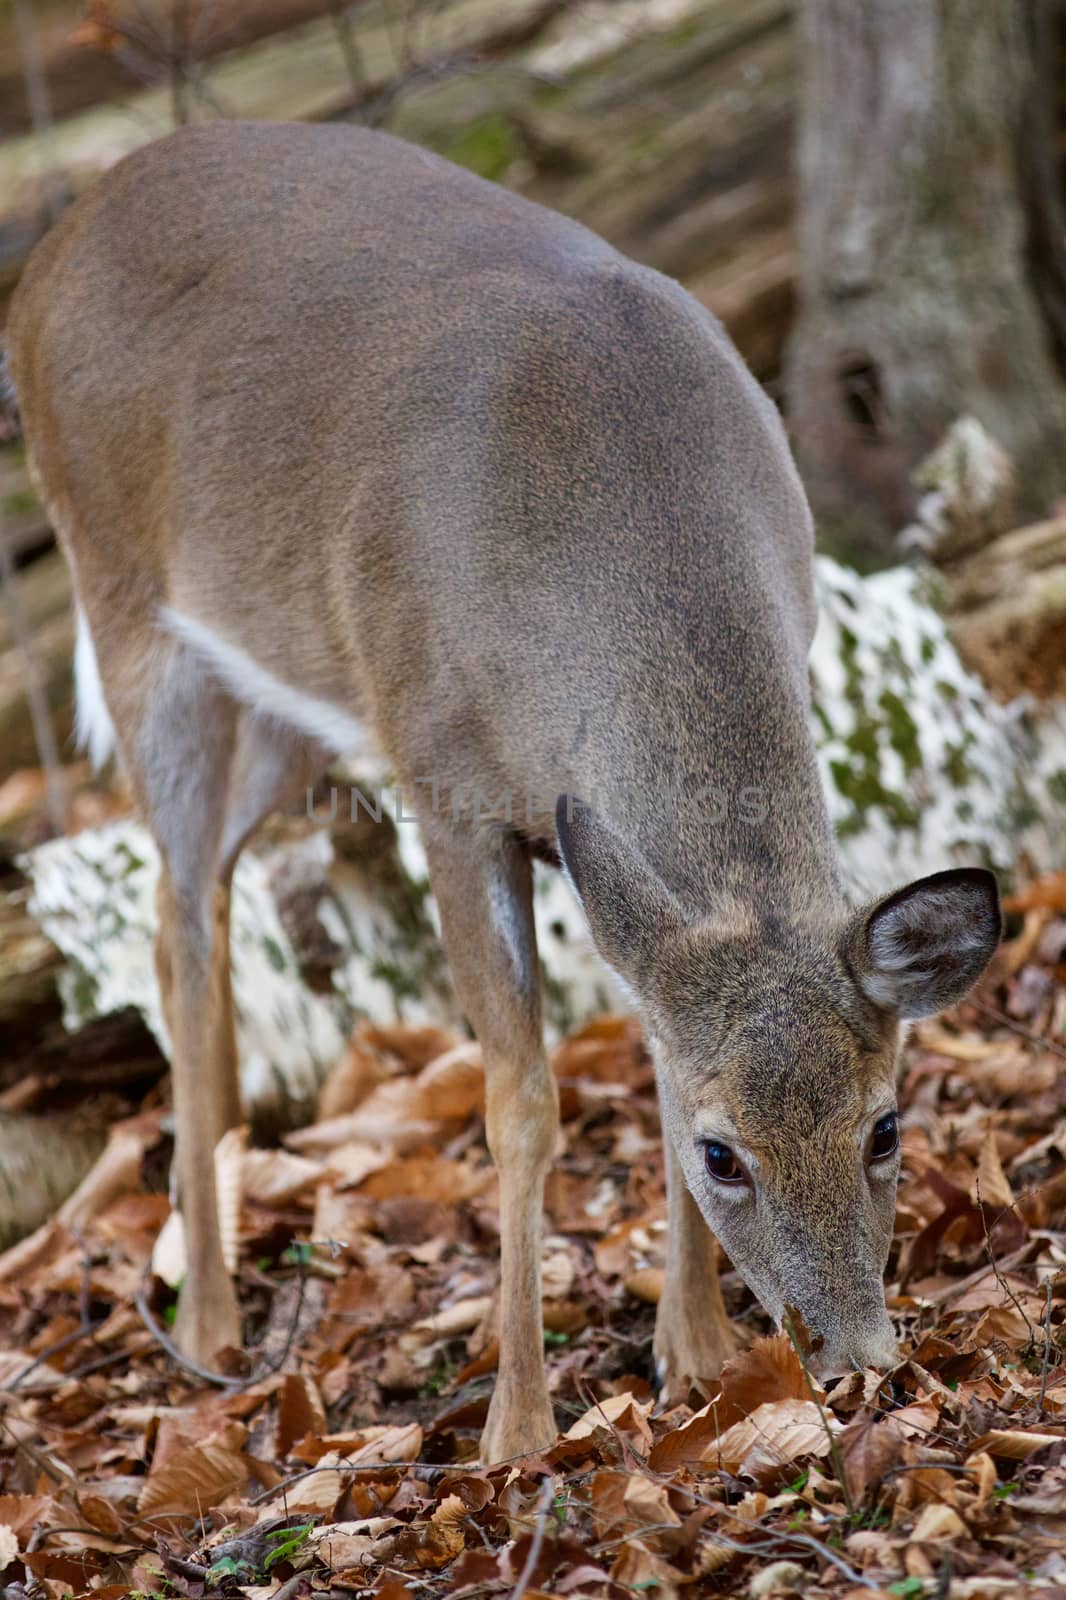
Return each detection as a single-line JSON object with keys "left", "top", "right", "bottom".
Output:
{"left": 213, "top": 713, "right": 334, "bottom": 1127}
{"left": 101, "top": 624, "right": 331, "bottom": 1367}
{"left": 103, "top": 633, "right": 246, "bottom": 1366}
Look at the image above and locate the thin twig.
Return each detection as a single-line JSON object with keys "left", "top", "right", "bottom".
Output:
{"left": 601, "top": 1509, "right": 880, "bottom": 1592}
{"left": 135, "top": 1283, "right": 248, "bottom": 1390}
{"left": 917, "top": 1241, "right": 1034, "bottom": 1308}
{"left": 250, "top": 1460, "right": 449, "bottom": 1508}
{"left": 5, "top": 1234, "right": 98, "bottom": 1392}
{"left": 782, "top": 1310, "right": 855, "bottom": 1517}
{"left": 3, "top": 1322, "right": 95, "bottom": 1394}
{"left": 574, "top": 1376, "right": 647, "bottom": 1473}
{"left": 970, "top": 998, "right": 1066, "bottom": 1064}
{"left": 1037, "top": 1276, "right": 1054, "bottom": 1417}
{"left": 135, "top": 1242, "right": 310, "bottom": 1391}
{"left": 0, "top": 1413, "right": 74, "bottom": 1487}
{"left": 974, "top": 1173, "right": 1038, "bottom": 1351}
{"left": 509, "top": 1477, "right": 554, "bottom": 1600}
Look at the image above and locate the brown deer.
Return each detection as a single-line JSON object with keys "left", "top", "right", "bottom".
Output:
{"left": 7, "top": 122, "right": 1001, "bottom": 1462}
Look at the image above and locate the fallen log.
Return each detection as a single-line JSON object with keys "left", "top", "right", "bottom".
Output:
{"left": 0, "top": 855, "right": 164, "bottom": 1091}
{"left": 943, "top": 512, "right": 1066, "bottom": 702}
{"left": 0, "top": 1109, "right": 107, "bottom": 1251}
{"left": 0, "top": 544, "right": 75, "bottom": 776}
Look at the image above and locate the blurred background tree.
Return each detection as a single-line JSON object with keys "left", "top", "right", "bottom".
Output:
{"left": 786, "top": 0, "right": 1066, "bottom": 559}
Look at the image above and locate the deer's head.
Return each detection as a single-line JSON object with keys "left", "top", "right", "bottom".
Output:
{"left": 557, "top": 801, "right": 1001, "bottom": 1373}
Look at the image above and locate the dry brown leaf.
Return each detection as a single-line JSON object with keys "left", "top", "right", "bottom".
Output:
{"left": 307, "top": 1518, "right": 400, "bottom": 1570}
{"left": 361, "top": 1155, "right": 487, "bottom": 1203}
{"left": 622, "top": 1475, "right": 680, "bottom": 1527}
{"left": 911, "top": 1502, "right": 967, "bottom": 1541}
{"left": 0, "top": 768, "right": 52, "bottom": 826}
{"left": 623, "top": 1266, "right": 664, "bottom": 1304}
{"left": 417, "top": 1493, "right": 468, "bottom": 1567}
{"left": 0, "top": 1497, "right": 53, "bottom": 1541}
{"left": 718, "top": 1333, "right": 822, "bottom": 1421}
{"left": 974, "top": 1127, "right": 1015, "bottom": 1211}
{"left": 750, "top": 1561, "right": 807, "bottom": 1597}
{"left": 838, "top": 1414, "right": 905, "bottom": 1504}
{"left": 589, "top": 1470, "right": 634, "bottom": 1538}
{"left": 896, "top": 1466, "right": 961, "bottom": 1514}
{"left": 542, "top": 1247, "right": 575, "bottom": 1300}
{"left": 706, "top": 1398, "right": 837, "bottom": 1477}
{"left": 0, "top": 1349, "right": 64, "bottom": 1389}
{"left": 963, "top": 1450, "right": 998, "bottom": 1508}
{"left": 610, "top": 1538, "right": 683, "bottom": 1600}
{"left": 149, "top": 1208, "right": 185, "bottom": 1289}
{"left": 319, "top": 1140, "right": 392, "bottom": 1189}
{"left": 970, "top": 1304, "right": 1032, "bottom": 1345}
{"left": 57, "top": 1125, "right": 150, "bottom": 1230}
{"left": 410, "top": 1043, "right": 484, "bottom": 1120}
{"left": 970, "top": 1428, "right": 1061, "bottom": 1460}
{"left": 317, "top": 1038, "right": 392, "bottom": 1120}
{"left": 565, "top": 1391, "right": 653, "bottom": 1448}
{"left": 888, "top": 1400, "right": 941, "bottom": 1438}
{"left": 373, "top": 1580, "right": 416, "bottom": 1600}
{"left": 1003, "top": 871, "right": 1066, "bottom": 913}
{"left": 286, "top": 1113, "right": 439, "bottom": 1157}
{"left": 912, "top": 1024, "right": 1006, "bottom": 1061}
{"left": 320, "top": 1262, "right": 414, "bottom": 1347}
{"left": 404, "top": 1296, "right": 494, "bottom": 1348}
{"left": 647, "top": 1401, "right": 725, "bottom": 1472}
{"left": 151, "top": 1127, "right": 244, "bottom": 1283}
{"left": 362, "top": 1023, "right": 458, "bottom": 1070}
{"left": 242, "top": 1145, "right": 326, "bottom": 1206}
{"left": 284, "top": 1450, "right": 353, "bottom": 1514}
{"left": 594, "top": 1215, "right": 652, "bottom": 1279}
{"left": 650, "top": 1332, "right": 821, "bottom": 1471}
{"left": 343, "top": 1422, "right": 424, "bottom": 1467}
{"left": 279, "top": 1433, "right": 420, "bottom": 1516}
{"left": 277, "top": 1372, "right": 327, "bottom": 1458}
{"left": 137, "top": 1421, "right": 249, "bottom": 1518}
{"left": 215, "top": 1126, "right": 245, "bottom": 1273}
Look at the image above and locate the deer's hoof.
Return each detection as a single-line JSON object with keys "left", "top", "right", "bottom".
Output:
{"left": 173, "top": 1285, "right": 242, "bottom": 1372}
{"left": 480, "top": 1393, "right": 557, "bottom": 1465}
{"left": 653, "top": 1321, "right": 739, "bottom": 1408}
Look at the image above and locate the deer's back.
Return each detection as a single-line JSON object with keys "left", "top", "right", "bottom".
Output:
{"left": 10, "top": 123, "right": 819, "bottom": 864}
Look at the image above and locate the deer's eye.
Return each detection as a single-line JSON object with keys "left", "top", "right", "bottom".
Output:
{"left": 704, "top": 1141, "right": 744, "bottom": 1184}
{"left": 870, "top": 1112, "right": 899, "bottom": 1161}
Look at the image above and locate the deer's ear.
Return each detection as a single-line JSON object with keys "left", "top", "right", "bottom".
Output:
{"left": 847, "top": 868, "right": 1002, "bottom": 1021}
{"left": 555, "top": 796, "right": 683, "bottom": 990}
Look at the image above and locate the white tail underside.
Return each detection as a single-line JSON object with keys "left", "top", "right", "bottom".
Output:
{"left": 158, "top": 606, "right": 367, "bottom": 755}
{"left": 74, "top": 606, "right": 117, "bottom": 770}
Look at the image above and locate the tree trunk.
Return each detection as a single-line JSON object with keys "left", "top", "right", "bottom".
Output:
{"left": 1021, "top": 0, "right": 1066, "bottom": 367}
{"left": 786, "top": 0, "right": 1066, "bottom": 558}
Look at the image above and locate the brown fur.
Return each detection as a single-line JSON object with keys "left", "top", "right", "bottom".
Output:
{"left": 7, "top": 122, "right": 1001, "bottom": 1459}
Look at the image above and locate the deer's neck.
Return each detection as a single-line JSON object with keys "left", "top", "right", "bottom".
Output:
{"left": 565, "top": 668, "right": 844, "bottom": 924}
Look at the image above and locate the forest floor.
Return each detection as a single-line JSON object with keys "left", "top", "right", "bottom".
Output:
{"left": 0, "top": 795, "right": 1064, "bottom": 1599}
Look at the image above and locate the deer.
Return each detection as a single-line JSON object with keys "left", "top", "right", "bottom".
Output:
{"left": 6, "top": 121, "right": 1002, "bottom": 1463}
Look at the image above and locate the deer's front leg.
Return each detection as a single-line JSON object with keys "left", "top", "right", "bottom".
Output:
{"left": 422, "top": 822, "right": 558, "bottom": 1462}
{"left": 654, "top": 1131, "right": 738, "bottom": 1403}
